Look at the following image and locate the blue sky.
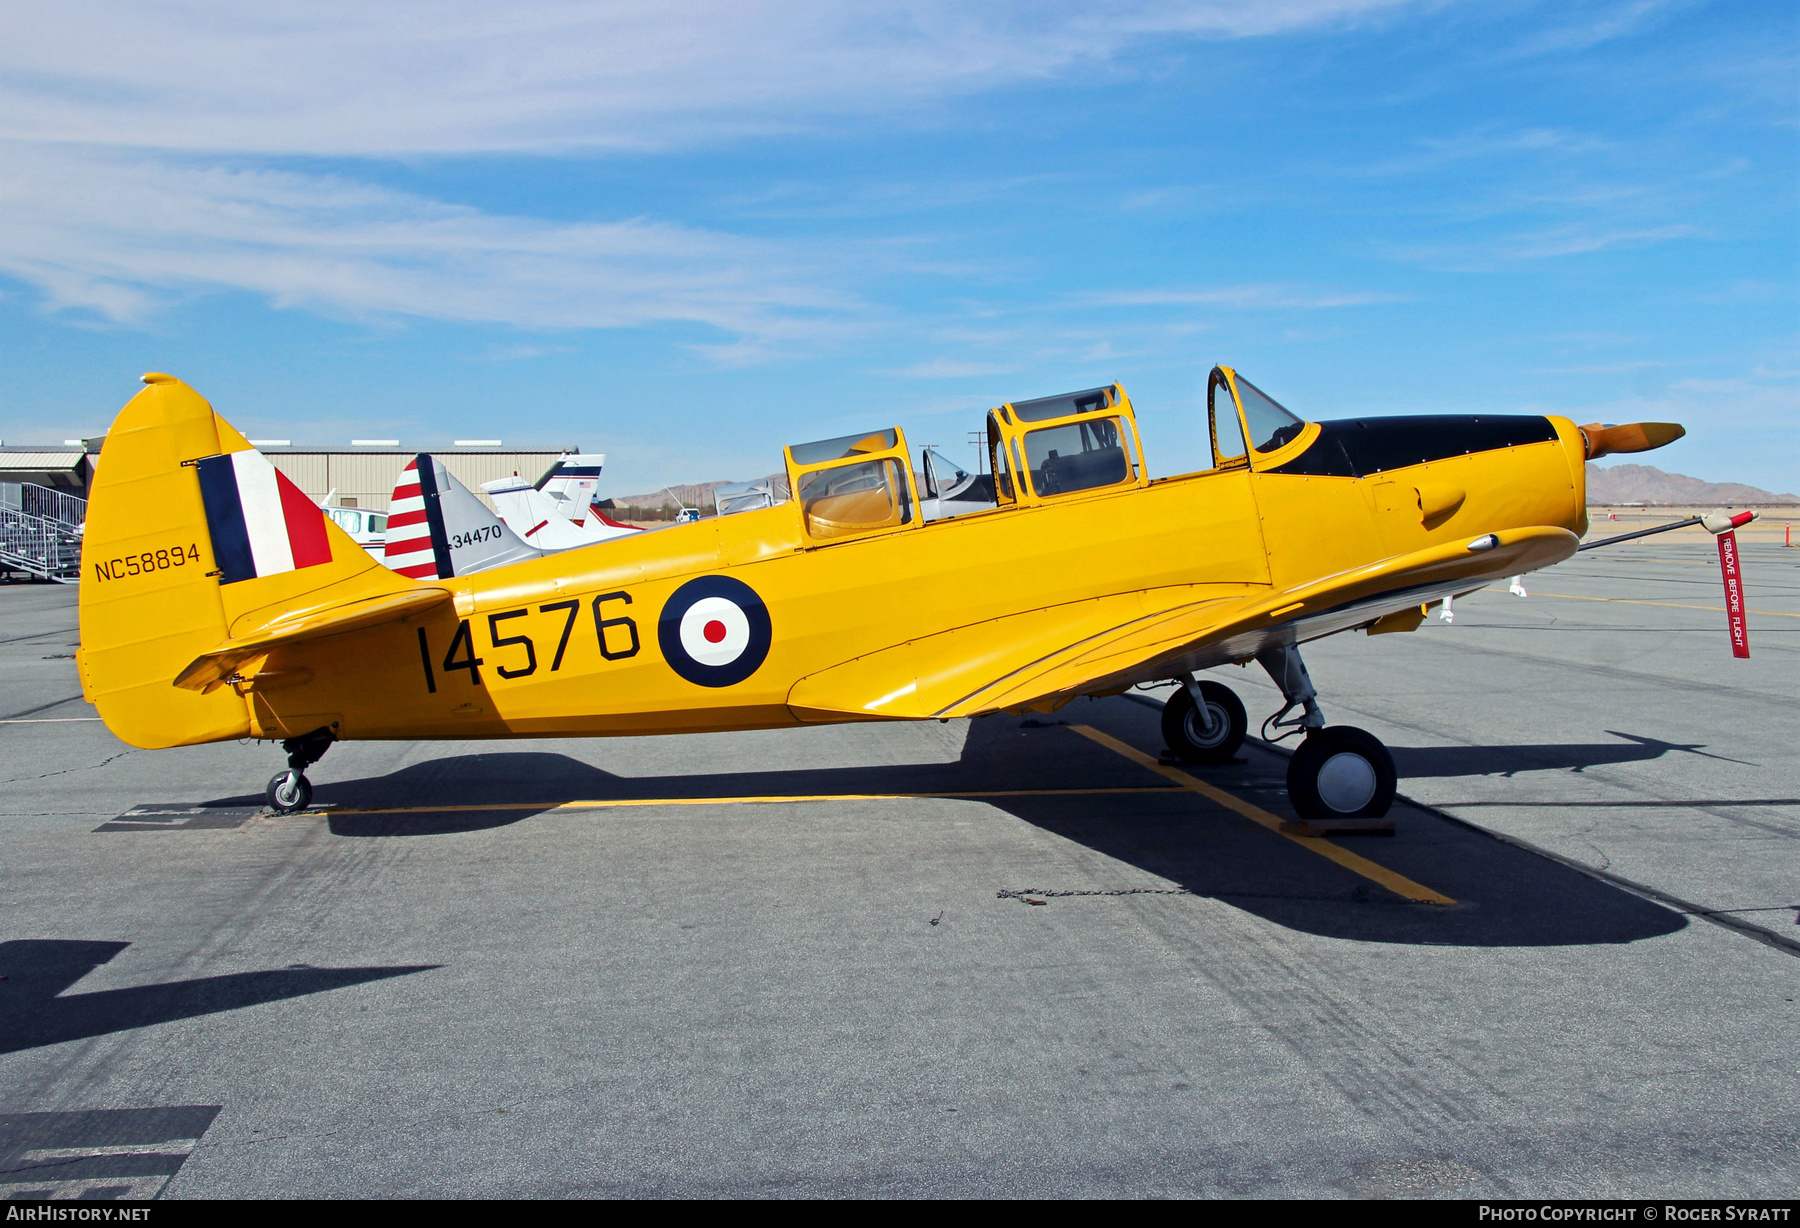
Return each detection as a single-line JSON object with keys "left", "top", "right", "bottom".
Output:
{"left": 1, "top": 0, "right": 1794, "bottom": 493}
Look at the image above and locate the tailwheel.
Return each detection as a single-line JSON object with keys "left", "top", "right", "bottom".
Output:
{"left": 1162, "top": 680, "right": 1247, "bottom": 764}
{"left": 266, "top": 770, "right": 312, "bottom": 815}
{"left": 1287, "top": 726, "right": 1396, "bottom": 819}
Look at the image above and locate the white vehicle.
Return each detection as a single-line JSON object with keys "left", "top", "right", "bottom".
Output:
{"left": 481, "top": 453, "right": 643, "bottom": 550}
{"left": 320, "top": 499, "right": 388, "bottom": 558}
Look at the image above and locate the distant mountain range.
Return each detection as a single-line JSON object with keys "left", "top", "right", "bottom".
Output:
{"left": 612, "top": 475, "right": 787, "bottom": 511}
{"left": 616, "top": 463, "right": 1797, "bottom": 510}
{"left": 1586, "top": 463, "right": 1796, "bottom": 506}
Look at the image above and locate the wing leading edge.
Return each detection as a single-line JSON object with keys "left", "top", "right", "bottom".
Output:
{"left": 787, "top": 525, "right": 1576, "bottom": 722}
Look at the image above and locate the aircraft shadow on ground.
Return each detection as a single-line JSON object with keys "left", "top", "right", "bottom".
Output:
{"left": 1389, "top": 731, "right": 1751, "bottom": 778}
{"left": 197, "top": 713, "right": 1691, "bottom": 950}
{"left": 0, "top": 940, "right": 438, "bottom": 1055}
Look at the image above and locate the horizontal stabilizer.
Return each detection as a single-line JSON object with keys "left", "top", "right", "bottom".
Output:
{"left": 174, "top": 587, "right": 451, "bottom": 693}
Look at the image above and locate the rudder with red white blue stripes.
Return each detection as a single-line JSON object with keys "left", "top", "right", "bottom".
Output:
{"left": 195, "top": 450, "right": 332, "bottom": 584}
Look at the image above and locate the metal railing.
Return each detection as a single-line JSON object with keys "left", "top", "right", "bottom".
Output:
{"left": 0, "top": 483, "right": 86, "bottom": 582}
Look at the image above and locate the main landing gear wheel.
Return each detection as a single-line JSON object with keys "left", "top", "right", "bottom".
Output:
{"left": 1162, "top": 681, "right": 1247, "bottom": 764}
{"left": 1287, "top": 726, "right": 1396, "bottom": 819}
{"left": 266, "top": 770, "right": 312, "bottom": 814}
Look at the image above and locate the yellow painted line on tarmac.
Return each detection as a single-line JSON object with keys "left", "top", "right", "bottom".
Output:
{"left": 1528, "top": 591, "right": 1799, "bottom": 618}
{"left": 318, "top": 786, "right": 1189, "bottom": 818}
{"left": 1070, "top": 725, "right": 1456, "bottom": 906}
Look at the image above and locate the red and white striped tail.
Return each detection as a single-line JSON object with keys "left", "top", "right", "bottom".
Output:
{"left": 383, "top": 458, "right": 440, "bottom": 579}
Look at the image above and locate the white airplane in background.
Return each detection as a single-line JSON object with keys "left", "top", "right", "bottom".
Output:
{"left": 384, "top": 455, "right": 550, "bottom": 580}
{"left": 714, "top": 478, "right": 782, "bottom": 516}
{"left": 384, "top": 453, "right": 656, "bottom": 579}
{"left": 317, "top": 488, "right": 388, "bottom": 559}
{"left": 482, "top": 453, "right": 643, "bottom": 550}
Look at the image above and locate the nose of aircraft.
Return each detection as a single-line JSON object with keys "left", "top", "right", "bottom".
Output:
{"left": 1578, "top": 421, "right": 1685, "bottom": 460}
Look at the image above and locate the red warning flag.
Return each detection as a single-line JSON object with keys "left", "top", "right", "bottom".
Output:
{"left": 1717, "top": 530, "right": 1750, "bottom": 659}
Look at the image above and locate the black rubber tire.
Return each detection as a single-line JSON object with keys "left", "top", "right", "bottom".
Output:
{"left": 1287, "top": 726, "right": 1396, "bottom": 819}
{"left": 1161, "top": 681, "right": 1247, "bottom": 764}
{"left": 266, "top": 771, "right": 312, "bottom": 814}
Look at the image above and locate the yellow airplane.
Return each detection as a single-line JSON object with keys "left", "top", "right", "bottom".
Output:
{"left": 76, "top": 370, "right": 1683, "bottom": 820}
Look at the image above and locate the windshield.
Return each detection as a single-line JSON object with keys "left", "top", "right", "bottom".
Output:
{"left": 923, "top": 448, "right": 970, "bottom": 498}
{"left": 1233, "top": 374, "right": 1306, "bottom": 452}
{"left": 1211, "top": 371, "right": 1246, "bottom": 464}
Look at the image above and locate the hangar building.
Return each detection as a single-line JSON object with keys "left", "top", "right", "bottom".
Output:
{"left": 1, "top": 441, "right": 572, "bottom": 514}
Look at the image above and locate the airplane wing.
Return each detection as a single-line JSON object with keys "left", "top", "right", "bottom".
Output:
{"left": 788, "top": 525, "right": 1575, "bottom": 722}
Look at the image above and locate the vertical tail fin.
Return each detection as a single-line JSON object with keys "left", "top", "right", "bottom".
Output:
{"left": 78, "top": 374, "right": 407, "bottom": 748}
{"left": 482, "top": 475, "right": 641, "bottom": 549}
{"left": 383, "top": 454, "right": 543, "bottom": 579}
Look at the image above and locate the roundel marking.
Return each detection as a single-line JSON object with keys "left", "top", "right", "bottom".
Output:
{"left": 658, "top": 575, "right": 772, "bottom": 687}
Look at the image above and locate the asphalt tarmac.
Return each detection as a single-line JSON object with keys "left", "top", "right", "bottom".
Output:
{"left": 2, "top": 534, "right": 1796, "bottom": 1198}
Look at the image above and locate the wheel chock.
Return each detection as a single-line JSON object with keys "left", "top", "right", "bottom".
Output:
{"left": 1280, "top": 818, "right": 1395, "bottom": 837}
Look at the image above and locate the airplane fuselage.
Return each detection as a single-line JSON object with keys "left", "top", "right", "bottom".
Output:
{"left": 234, "top": 414, "right": 1586, "bottom": 743}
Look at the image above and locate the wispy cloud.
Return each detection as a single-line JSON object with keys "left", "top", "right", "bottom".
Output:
{"left": 1086, "top": 284, "right": 1407, "bottom": 309}
{"left": 885, "top": 358, "right": 1022, "bottom": 378}
{"left": 1511, "top": 0, "right": 1681, "bottom": 58}
{"left": 1355, "top": 124, "right": 1618, "bottom": 178}
{"left": 0, "top": 144, "right": 855, "bottom": 340}
{"left": 1380, "top": 223, "right": 1699, "bottom": 270}
{"left": 1, "top": 1, "right": 1419, "bottom": 156}
{"left": 1528, "top": 360, "right": 1669, "bottom": 375}
{"left": 0, "top": 1, "right": 1422, "bottom": 339}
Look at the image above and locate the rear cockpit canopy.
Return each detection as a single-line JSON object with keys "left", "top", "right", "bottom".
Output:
{"left": 787, "top": 429, "right": 899, "bottom": 466}
{"left": 784, "top": 427, "right": 914, "bottom": 541}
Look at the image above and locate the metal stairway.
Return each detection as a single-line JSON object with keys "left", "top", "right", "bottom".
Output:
{"left": 1, "top": 482, "right": 86, "bottom": 583}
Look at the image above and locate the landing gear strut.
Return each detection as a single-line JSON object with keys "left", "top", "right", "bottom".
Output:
{"left": 266, "top": 726, "right": 333, "bottom": 814}
{"left": 1161, "top": 648, "right": 1398, "bottom": 819}
{"left": 1255, "top": 644, "right": 1395, "bottom": 819}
